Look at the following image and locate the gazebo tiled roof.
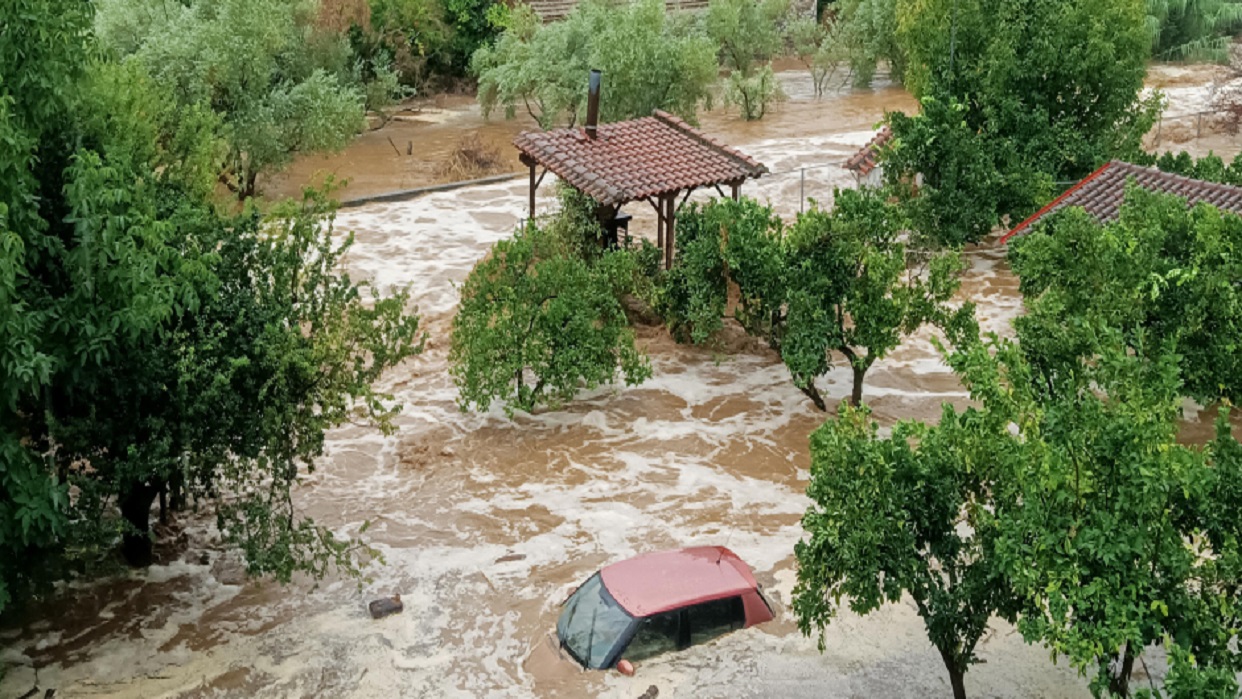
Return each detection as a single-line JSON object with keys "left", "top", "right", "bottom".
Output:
{"left": 513, "top": 110, "right": 767, "bottom": 207}
{"left": 1001, "top": 160, "right": 1242, "bottom": 243}
{"left": 844, "top": 126, "right": 892, "bottom": 177}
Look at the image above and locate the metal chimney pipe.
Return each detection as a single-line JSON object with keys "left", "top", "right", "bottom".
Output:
{"left": 585, "top": 69, "right": 601, "bottom": 139}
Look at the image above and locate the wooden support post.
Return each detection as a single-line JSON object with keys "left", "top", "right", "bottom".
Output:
{"left": 731, "top": 181, "right": 740, "bottom": 201}
{"left": 656, "top": 197, "right": 665, "bottom": 254}
{"left": 527, "top": 161, "right": 537, "bottom": 220}
{"left": 665, "top": 194, "right": 677, "bottom": 269}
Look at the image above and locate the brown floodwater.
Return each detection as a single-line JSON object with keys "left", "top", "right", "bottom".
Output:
{"left": 1, "top": 64, "right": 1239, "bottom": 699}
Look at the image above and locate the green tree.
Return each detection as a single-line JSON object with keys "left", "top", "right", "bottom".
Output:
{"left": 1009, "top": 186, "right": 1242, "bottom": 405}
{"left": 1146, "top": 0, "right": 1242, "bottom": 61}
{"left": 975, "top": 337, "right": 1242, "bottom": 698}
{"left": 654, "top": 193, "right": 972, "bottom": 410}
{"left": 797, "top": 323, "right": 1242, "bottom": 698}
{"left": 788, "top": 16, "right": 848, "bottom": 96}
{"left": 706, "top": 0, "right": 790, "bottom": 119}
{"left": 649, "top": 201, "right": 741, "bottom": 345}
{"left": 831, "top": 0, "right": 905, "bottom": 87}
{"left": 3, "top": 0, "right": 423, "bottom": 616}
{"left": 95, "top": 0, "right": 369, "bottom": 199}
{"left": 472, "top": 0, "right": 717, "bottom": 129}
{"left": 884, "top": 0, "right": 1158, "bottom": 243}
{"left": 450, "top": 222, "right": 651, "bottom": 416}
{"left": 794, "top": 400, "right": 1020, "bottom": 699}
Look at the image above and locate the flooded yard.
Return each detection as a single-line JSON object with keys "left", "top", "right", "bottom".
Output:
{"left": 0, "top": 64, "right": 1236, "bottom": 698}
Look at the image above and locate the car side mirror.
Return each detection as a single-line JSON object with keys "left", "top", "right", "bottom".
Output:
{"left": 616, "top": 659, "right": 635, "bottom": 676}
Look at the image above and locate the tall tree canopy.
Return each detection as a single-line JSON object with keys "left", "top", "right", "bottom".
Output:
{"left": 2, "top": 0, "right": 423, "bottom": 616}
{"left": 1010, "top": 186, "right": 1242, "bottom": 406}
{"left": 884, "top": 0, "right": 1158, "bottom": 244}
{"left": 471, "top": 0, "right": 717, "bottom": 129}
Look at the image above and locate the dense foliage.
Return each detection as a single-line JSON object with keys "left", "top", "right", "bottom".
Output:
{"left": 884, "top": 0, "right": 1158, "bottom": 244}
{"left": 450, "top": 215, "right": 651, "bottom": 417}
{"left": 1146, "top": 0, "right": 1242, "bottom": 61}
{"left": 1148, "top": 149, "right": 1242, "bottom": 184}
{"left": 1010, "top": 186, "right": 1242, "bottom": 406}
{"left": 706, "top": 0, "right": 790, "bottom": 119}
{"left": 795, "top": 400, "right": 1018, "bottom": 699}
{"left": 2, "top": 0, "right": 423, "bottom": 617}
{"left": 796, "top": 327, "right": 1242, "bottom": 698}
{"left": 472, "top": 0, "right": 718, "bottom": 129}
{"left": 96, "top": 0, "right": 373, "bottom": 200}
{"left": 653, "top": 193, "right": 972, "bottom": 410}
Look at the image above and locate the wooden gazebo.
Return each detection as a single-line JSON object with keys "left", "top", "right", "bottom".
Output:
{"left": 514, "top": 109, "right": 768, "bottom": 268}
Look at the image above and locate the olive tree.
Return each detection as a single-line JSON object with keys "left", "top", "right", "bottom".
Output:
{"left": 706, "top": 0, "right": 790, "bottom": 119}
{"left": 472, "top": 0, "right": 717, "bottom": 129}
{"left": 787, "top": 16, "right": 849, "bottom": 97}
{"left": 95, "top": 0, "right": 369, "bottom": 199}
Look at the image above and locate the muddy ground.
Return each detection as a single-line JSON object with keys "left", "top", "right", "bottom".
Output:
{"left": 0, "top": 64, "right": 1238, "bottom": 699}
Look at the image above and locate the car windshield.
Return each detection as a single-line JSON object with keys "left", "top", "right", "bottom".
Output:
{"left": 556, "top": 573, "right": 635, "bottom": 669}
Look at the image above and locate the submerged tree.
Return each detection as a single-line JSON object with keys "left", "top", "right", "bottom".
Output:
{"left": 450, "top": 221, "right": 651, "bottom": 416}
{"left": 795, "top": 399, "right": 1020, "bottom": 699}
{"left": 654, "top": 193, "right": 971, "bottom": 410}
{"left": 796, "top": 328, "right": 1242, "bottom": 698}
{"left": 471, "top": 0, "right": 717, "bottom": 129}
{"left": 707, "top": 0, "right": 790, "bottom": 119}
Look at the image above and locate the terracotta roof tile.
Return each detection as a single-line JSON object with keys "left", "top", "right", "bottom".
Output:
{"left": 1002, "top": 161, "right": 1242, "bottom": 243}
{"left": 843, "top": 126, "right": 893, "bottom": 177}
{"left": 513, "top": 111, "right": 767, "bottom": 207}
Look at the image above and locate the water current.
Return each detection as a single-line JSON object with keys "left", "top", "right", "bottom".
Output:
{"left": 0, "top": 65, "right": 1237, "bottom": 699}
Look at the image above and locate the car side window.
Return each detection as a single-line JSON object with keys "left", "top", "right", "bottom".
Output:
{"left": 623, "top": 610, "right": 683, "bottom": 661}
{"left": 687, "top": 596, "right": 745, "bottom": 645}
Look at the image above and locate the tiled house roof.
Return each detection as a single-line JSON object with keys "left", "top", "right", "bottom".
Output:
{"left": 1001, "top": 160, "right": 1242, "bottom": 243}
{"left": 513, "top": 111, "right": 767, "bottom": 207}
{"left": 843, "top": 126, "right": 893, "bottom": 177}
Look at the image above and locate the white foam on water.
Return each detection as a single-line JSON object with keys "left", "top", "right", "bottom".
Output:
{"left": 6, "top": 65, "right": 1229, "bottom": 699}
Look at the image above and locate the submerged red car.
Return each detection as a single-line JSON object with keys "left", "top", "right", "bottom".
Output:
{"left": 556, "top": 546, "right": 774, "bottom": 672}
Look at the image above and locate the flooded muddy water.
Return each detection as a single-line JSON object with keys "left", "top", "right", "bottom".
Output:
{"left": 1, "top": 66, "right": 1238, "bottom": 699}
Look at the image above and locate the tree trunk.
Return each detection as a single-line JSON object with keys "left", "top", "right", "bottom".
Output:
{"left": 169, "top": 468, "right": 185, "bottom": 512}
{"left": 799, "top": 382, "right": 827, "bottom": 411}
{"left": 1109, "top": 646, "right": 1136, "bottom": 698}
{"left": 120, "top": 481, "right": 161, "bottom": 567}
{"left": 938, "top": 647, "right": 968, "bottom": 699}
{"left": 850, "top": 364, "right": 867, "bottom": 407}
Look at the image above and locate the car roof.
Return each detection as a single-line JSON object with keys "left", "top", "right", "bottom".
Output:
{"left": 599, "top": 546, "right": 760, "bottom": 618}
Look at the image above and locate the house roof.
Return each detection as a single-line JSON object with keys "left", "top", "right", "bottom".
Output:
{"left": 513, "top": 111, "right": 767, "bottom": 207}
{"left": 843, "top": 126, "right": 893, "bottom": 177}
{"left": 599, "top": 546, "right": 759, "bottom": 618}
{"left": 1001, "top": 160, "right": 1242, "bottom": 243}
